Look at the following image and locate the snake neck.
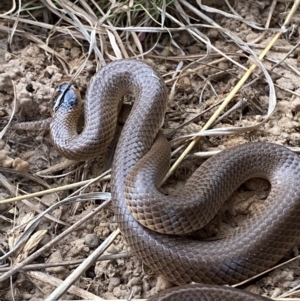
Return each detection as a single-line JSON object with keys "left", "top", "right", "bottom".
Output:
{"left": 50, "top": 105, "right": 110, "bottom": 161}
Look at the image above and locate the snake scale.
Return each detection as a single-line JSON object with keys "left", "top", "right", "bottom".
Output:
{"left": 50, "top": 59, "right": 300, "bottom": 300}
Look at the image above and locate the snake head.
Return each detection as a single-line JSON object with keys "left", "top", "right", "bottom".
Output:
{"left": 52, "top": 81, "right": 82, "bottom": 114}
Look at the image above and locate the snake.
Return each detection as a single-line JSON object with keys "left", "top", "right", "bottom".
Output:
{"left": 50, "top": 59, "right": 300, "bottom": 300}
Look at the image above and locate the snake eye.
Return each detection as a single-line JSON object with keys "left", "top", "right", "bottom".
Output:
{"left": 64, "top": 89, "right": 78, "bottom": 107}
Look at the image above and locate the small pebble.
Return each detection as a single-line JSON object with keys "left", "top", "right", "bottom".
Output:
{"left": 84, "top": 234, "right": 99, "bottom": 249}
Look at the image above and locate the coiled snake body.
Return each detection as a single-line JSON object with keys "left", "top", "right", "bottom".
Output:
{"left": 51, "top": 59, "right": 300, "bottom": 300}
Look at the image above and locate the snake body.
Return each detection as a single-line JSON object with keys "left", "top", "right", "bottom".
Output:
{"left": 51, "top": 59, "right": 300, "bottom": 300}
{"left": 147, "top": 284, "right": 271, "bottom": 301}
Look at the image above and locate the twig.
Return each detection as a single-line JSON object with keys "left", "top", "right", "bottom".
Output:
{"left": 27, "top": 271, "right": 104, "bottom": 300}
{"left": 44, "top": 229, "right": 120, "bottom": 301}
{"left": 0, "top": 199, "right": 111, "bottom": 282}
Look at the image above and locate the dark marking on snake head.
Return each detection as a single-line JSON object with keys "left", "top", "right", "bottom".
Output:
{"left": 53, "top": 82, "right": 80, "bottom": 112}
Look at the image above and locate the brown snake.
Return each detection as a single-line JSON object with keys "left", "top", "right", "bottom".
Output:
{"left": 50, "top": 59, "right": 300, "bottom": 300}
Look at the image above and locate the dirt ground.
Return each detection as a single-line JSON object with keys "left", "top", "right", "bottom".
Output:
{"left": 1, "top": 1, "right": 300, "bottom": 300}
